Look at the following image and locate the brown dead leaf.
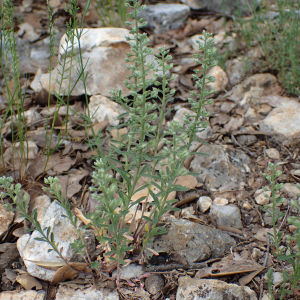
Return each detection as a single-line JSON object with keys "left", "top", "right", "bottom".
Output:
{"left": 16, "top": 273, "right": 42, "bottom": 290}
{"left": 174, "top": 175, "right": 198, "bottom": 190}
{"left": 56, "top": 171, "right": 88, "bottom": 199}
{"left": 195, "top": 259, "right": 263, "bottom": 279}
{"left": 74, "top": 208, "right": 94, "bottom": 229}
{"left": 24, "top": 259, "right": 65, "bottom": 270}
{"left": 51, "top": 263, "right": 92, "bottom": 285}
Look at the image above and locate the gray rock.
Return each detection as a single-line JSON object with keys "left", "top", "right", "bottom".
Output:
{"left": 112, "top": 264, "right": 143, "bottom": 280}
{"left": 17, "top": 201, "right": 91, "bottom": 281}
{"left": 205, "top": 66, "right": 228, "bottom": 93}
{"left": 0, "top": 290, "right": 46, "bottom": 300}
{"left": 139, "top": 4, "right": 190, "bottom": 34}
{"left": 190, "top": 144, "right": 250, "bottom": 192}
{"left": 88, "top": 94, "right": 126, "bottom": 126}
{"left": 226, "top": 73, "right": 279, "bottom": 106}
{"left": 144, "top": 217, "right": 236, "bottom": 264}
{"left": 56, "top": 286, "right": 119, "bottom": 300}
{"left": 260, "top": 99, "right": 300, "bottom": 144}
{"left": 181, "top": 0, "right": 260, "bottom": 16}
{"left": 282, "top": 183, "right": 299, "bottom": 199}
{"left": 30, "top": 28, "right": 162, "bottom": 97}
{"left": 210, "top": 204, "right": 243, "bottom": 229}
{"left": 145, "top": 274, "right": 164, "bottom": 295}
{"left": 176, "top": 277, "right": 257, "bottom": 300}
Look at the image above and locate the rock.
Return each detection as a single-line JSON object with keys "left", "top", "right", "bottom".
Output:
{"left": 88, "top": 95, "right": 126, "bottom": 126}
{"left": 251, "top": 248, "right": 263, "bottom": 262}
{"left": 55, "top": 285, "right": 119, "bottom": 300}
{"left": 30, "top": 28, "right": 160, "bottom": 97}
{"left": 112, "top": 264, "right": 143, "bottom": 280}
{"left": 261, "top": 293, "right": 272, "bottom": 300}
{"left": 197, "top": 196, "right": 212, "bottom": 213}
{"left": 181, "top": 0, "right": 260, "bottom": 16}
{"left": 205, "top": 66, "right": 228, "bottom": 93}
{"left": 226, "top": 74, "right": 280, "bottom": 106}
{"left": 0, "top": 290, "right": 46, "bottom": 300}
{"left": 144, "top": 217, "right": 236, "bottom": 264}
{"left": 226, "top": 52, "right": 263, "bottom": 85}
{"left": 176, "top": 277, "right": 257, "bottom": 300}
{"left": 145, "top": 274, "right": 164, "bottom": 295}
{"left": 17, "top": 201, "right": 90, "bottom": 281}
{"left": 254, "top": 189, "right": 271, "bottom": 205}
{"left": 210, "top": 204, "right": 243, "bottom": 229}
{"left": 213, "top": 197, "right": 228, "bottom": 206}
{"left": 260, "top": 99, "right": 300, "bottom": 144}
{"left": 265, "top": 148, "right": 280, "bottom": 160}
{"left": 213, "top": 31, "right": 237, "bottom": 51}
{"left": 272, "top": 272, "right": 284, "bottom": 285}
{"left": 17, "top": 23, "right": 40, "bottom": 42}
{"left": 139, "top": 4, "right": 190, "bottom": 34}
{"left": 282, "top": 183, "right": 299, "bottom": 199}
{"left": 190, "top": 145, "right": 250, "bottom": 192}
{"left": 31, "top": 28, "right": 131, "bottom": 96}
{"left": 0, "top": 204, "right": 14, "bottom": 236}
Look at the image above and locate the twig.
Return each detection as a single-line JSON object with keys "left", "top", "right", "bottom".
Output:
{"left": 143, "top": 262, "right": 207, "bottom": 272}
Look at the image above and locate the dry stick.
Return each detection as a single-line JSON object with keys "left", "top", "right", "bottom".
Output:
{"left": 143, "top": 262, "right": 207, "bottom": 273}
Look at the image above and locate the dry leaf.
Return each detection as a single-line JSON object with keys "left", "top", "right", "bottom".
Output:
{"left": 16, "top": 273, "right": 42, "bottom": 290}
{"left": 174, "top": 175, "right": 198, "bottom": 189}
{"left": 51, "top": 262, "right": 92, "bottom": 285}
{"left": 74, "top": 208, "right": 94, "bottom": 229}
{"left": 24, "top": 259, "right": 65, "bottom": 269}
{"left": 196, "top": 259, "right": 263, "bottom": 278}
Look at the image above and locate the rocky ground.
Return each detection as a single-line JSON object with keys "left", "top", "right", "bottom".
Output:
{"left": 0, "top": 0, "right": 300, "bottom": 299}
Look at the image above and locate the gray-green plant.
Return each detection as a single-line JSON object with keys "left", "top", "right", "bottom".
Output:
{"left": 0, "top": 0, "right": 217, "bottom": 275}
{"left": 0, "top": 0, "right": 93, "bottom": 178}
{"left": 0, "top": 0, "right": 28, "bottom": 179}
{"left": 94, "top": 0, "right": 127, "bottom": 27}
{"left": 263, "top": 162, "right": 300, "bottom": 298}
{"left": 234, "top": 0, "right": 300, "bottom": 95}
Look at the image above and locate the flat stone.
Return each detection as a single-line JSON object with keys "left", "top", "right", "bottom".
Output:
{"left": 206, "top": 66, "right": 228, "bottom": 93}
{"left": 0, "top": 290, "right": 46, "bottom": 300}
{"left": 260, "top": 99, "right": 300, "bottom": 144}
{"left": 181, "top": 0, "right": 260, "bottom": 15}
{"left": 210, "top": 204, "right": 243, "bottom": 229}
{"left": 56, "top": 286, "right": 119, "bottom": 300}
{"left": 139, "top": 4, "right": 190, "bottom": 34}
{"left": 282, "top": 183, "right": 299, "bottom": 199}
{"left": 265, "top": 148, "right": 280, "bottom": 159}
{"left": 226, "top": 73, "right": 280, "bottom": 106}
{"left": 144, "top": 217, "right": 236, "bottom": 264}
{"left": 254, "top": 189, "right": 271, "bottom": 205}
{"left": 30, "top": 28, "right": 161, "bottom": 97}
{"left": 88, "top": 95, "right": 126, "bottom": 126}
{"left": 177, "top": 277, "right": 257, "bottom": 300}
{"left": 190, "top": 144, "right": 250, "bottom": 192}
{"left": 197, "top": 196, "right": 212, "bottom": 213}
{"left": 17, "top": 201, "right": 83, "bottom": 281}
